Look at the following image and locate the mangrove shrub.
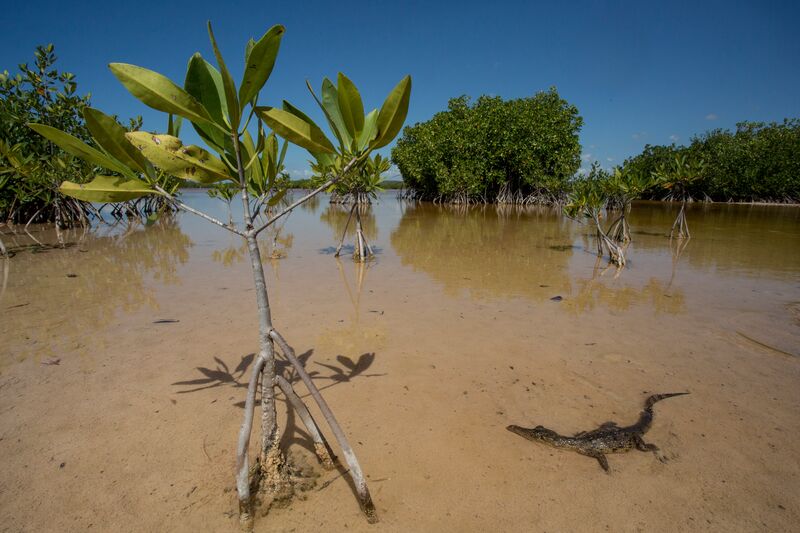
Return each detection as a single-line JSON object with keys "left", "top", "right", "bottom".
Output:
{"left": 391, "top": 89, "right": 582, "bottom": 203}
{"left": 622, "top": 120, "right": 800, "bottom": 202}
{"left": 0, "top": 45, "right": 93, "bottom": 224}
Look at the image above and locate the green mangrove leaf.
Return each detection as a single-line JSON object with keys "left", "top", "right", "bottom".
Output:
{"left": 337, "top": 72, "right": 364, "bottom": 140}
{"left": 277, "top": 137, "right": 288, "bottom": 168}
{"left": 256, "top": 106, "right": 335, "bottom": 154}
{"left": 83, "top": 108, "right": 149, "bottom": 174}
{"left": 27, "top": 123, "right": 134, "bottom": 177}
{"left": 109, "top": 63, "right": 213, "bottom": 126}
{"left": 313, "top": 152, "right": 336, "bottom": 168}
{"left": 267, "top": 187, "right": 287, "bottom": 206}
{"left": 357, "top": 109, "right": 379, "bottom": 152}
{"left": 207, "top": 22, "right": 240, "bottom": 130}
{"left": 281, "top": 99, "right": 317, "bottom": 125}
{"left": 167, "top": 114, "right": 184, "bottom": 137}
{"left": 126, "top": 131, "right": 231, "bottom": 184}
{"left": 185, "top": 53, "right": 230, "bottom": 150}
{"left": 59, "top": 175, "right": 155, "bottom": 202}
{"left": 321, "top": 78, "right": 352, "bottom": 148}
{"left": 242, "top": 130, "right": 263, "bottom": 186}
{"left": 265, "top": 132, "right": 278, "bottom": 180}
{"left": 372, "top": 75, "right": 412, "bottom": 149}
{"left": 245, "top": 38, "right": 256, "bottom": 63}
{"left": 239, "top": 25, "right": 285, "bottom": 106}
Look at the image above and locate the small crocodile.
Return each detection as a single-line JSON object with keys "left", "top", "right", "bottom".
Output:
{"left": 507, "top": 392, "right": 689, "bottom": 472}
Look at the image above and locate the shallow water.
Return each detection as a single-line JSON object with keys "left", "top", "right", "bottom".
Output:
{"left": 1, "top": 192, "right": 799, "bottom": 531}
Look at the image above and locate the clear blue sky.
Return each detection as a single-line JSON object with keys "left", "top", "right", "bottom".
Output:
{"left": 2, "top": 0, "right": 798, "bottom": 178}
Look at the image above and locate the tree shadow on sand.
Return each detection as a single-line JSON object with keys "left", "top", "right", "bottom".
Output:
{"left": 171, "top": 349, "right": 385, "bottom": 488}
{"left": 172, "top": 350, "right": 384, "bottom": 402}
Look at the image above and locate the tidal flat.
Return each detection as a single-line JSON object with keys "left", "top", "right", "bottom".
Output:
{"left": 1, "top": 191, "right": 798, "bottom": 532}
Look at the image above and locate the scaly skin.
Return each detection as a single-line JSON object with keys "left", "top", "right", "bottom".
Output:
{"left": 507, "top": 393, "right": 689, "bottom": 472}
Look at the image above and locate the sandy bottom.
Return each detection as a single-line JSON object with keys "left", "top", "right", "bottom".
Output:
{"left": 1, "top": 196, "right": 799, "bottom": 532}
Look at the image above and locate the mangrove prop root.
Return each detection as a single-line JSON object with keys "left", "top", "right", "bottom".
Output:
{"left": 276, "top": 376, "right": 337, "bottom": 470}
{"left": 593, "top": 216, "right": 625, "bottom": 267}
{"left": 236, "top": 352, "right": 267, "bottom": 528}
{"left": 607, "top": 214, "right": 632, "bottom": 243}
{"left": 670, "top": 201, "right": 690, "bottom": 239}
{"left": 269, "top": 329, "right": 378, "bottom": 523}
{"left": 335, "top": 205, "right": 356, "bottom": 257}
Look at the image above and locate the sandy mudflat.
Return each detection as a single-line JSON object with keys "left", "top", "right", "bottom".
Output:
{"left": 1, "top": 196, "right": 798, "bottom": 532}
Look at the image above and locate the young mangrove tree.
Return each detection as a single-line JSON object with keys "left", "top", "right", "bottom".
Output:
{"left": 28, "top": 22, "right": 411, "bottom": 528}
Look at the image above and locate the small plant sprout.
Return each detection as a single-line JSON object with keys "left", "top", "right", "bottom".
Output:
{"left": 654, "top": 154, "right": 705, "bottom": 239}
{"left": 319, "top": 153, "right": 390, "bottom": 261}
{"left": 565, "top": 165, "right": 626, "bottom": 267}
{"left": 28, "top": 21, "right": 411, "bottom": 528}
{"left": 602, "top": 167, "right": 654, "bottom": 243}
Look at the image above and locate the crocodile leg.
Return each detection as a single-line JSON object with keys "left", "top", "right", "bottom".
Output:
{"left": 579, "top": 450, "right": 610, "bottom": 472}
{"left": 634, "top": 435, "right": 667, "bottom": 463}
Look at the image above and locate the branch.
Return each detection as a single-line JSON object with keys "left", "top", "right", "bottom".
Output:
{"left": 253, "top": 157, "right": 360, "bottom": 237}
{"left": 154, "top": 185, "right": 244, "bottom": 236}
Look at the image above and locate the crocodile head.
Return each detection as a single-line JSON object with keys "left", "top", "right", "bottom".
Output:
{"left": 506, "top": 424, "right": 559, "bottom": 443}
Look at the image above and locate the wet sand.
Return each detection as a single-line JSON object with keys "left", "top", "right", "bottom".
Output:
{"left": 1, "top": 194, "right": 799, "bottom": 532}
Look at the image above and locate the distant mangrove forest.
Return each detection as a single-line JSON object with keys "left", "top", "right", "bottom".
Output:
{"left": 392, "top": 92, "right": 800, "bottom": 204}
{"left": 1, "top": 46, "right": 799, "bottom": 232}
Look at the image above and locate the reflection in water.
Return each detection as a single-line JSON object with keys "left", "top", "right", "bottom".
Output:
{"left": 319, "top": 204, "right": 378, "bottom": 258}
{"left": 391, "top": 203, "right": 577, "bottom": 300}
{"left": 4, "top": 193, "right": 798, "bottom": 368}
{"left": 212, "top": 224, "right": 294, "bottom": 275}
{"left": 1, "top": 218, "right": 192, "bottom": 366}
{"left": 565, "top": 265, "right": 685, "bottom": 315}
{"left": 1, "top": 255, "right": 8, "bottom": 302}
{"left": 315, "top": 258, "right": 387, "bottom": 355}
{"left": 390, "top": 204, "right": 677, "bottom": 312}
{"left": 299, "top": 192, "right": 321, "bottom": 213}
{"left": 628, "top": 202, "right": 800, "bottom": 278}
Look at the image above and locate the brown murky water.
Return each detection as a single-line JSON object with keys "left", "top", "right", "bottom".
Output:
{"left": 1, "top": 192, "right": 799, "bottom": 532}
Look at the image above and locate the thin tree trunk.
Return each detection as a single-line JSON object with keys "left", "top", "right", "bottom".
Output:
{"left": 233, "top": 132, "right": 283, "bottom": 525}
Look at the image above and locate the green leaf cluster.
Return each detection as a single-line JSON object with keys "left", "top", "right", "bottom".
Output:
{"left": 0, "top": 45, "right": 95, "bottom": 221}
{"left": 24, "top": 22, "right": 412, "bottom": 211}
{"left": 391, "top": 89, "right": 583, "bottom": 202}
{"left": 621, "top": 120, "right": 800, "bottom": 202}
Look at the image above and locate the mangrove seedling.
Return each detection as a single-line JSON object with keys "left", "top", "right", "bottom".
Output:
{"left": 654, "top": 155, "right": 705, "bottom": 239}
{"left": 319, "top": 153, "right": 389, "bottom": 261}
{"left": 295, "top": 73, "right": 399, "bottom": 261}
{"left": 565, "top": 172, "right": 626, "bottom": 266}
{"left": 29, "top": 21, "right": 411, "bottom": 528}
{"left": 602, "top": 167, "right": 654, "bottom": 243}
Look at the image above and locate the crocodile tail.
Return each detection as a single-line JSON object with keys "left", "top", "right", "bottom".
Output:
{"left": 633, "top": 392, "right": 689, "bottom": 433}
{"left": 644, "top": 392, "right": 690, "bottom": 410}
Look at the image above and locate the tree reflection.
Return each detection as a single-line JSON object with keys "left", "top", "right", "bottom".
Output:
{"left": 629, "top": 202, "right": 800, "bottom": 278}
{"left": 319, "top": 203, "right": 378, "bottom": 257}
{"left": 565, "top": 266, "right": 686, "bottom": 315}
{"left": 390, "top": 202, "right": 576, "bottom": 300}
{"left": 1, "top": 217, "right": 192, "bottom": 366}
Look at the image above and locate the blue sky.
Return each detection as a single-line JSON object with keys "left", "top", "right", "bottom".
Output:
{"left": 2, "top": 0, "right": 798, "bottom": 178}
